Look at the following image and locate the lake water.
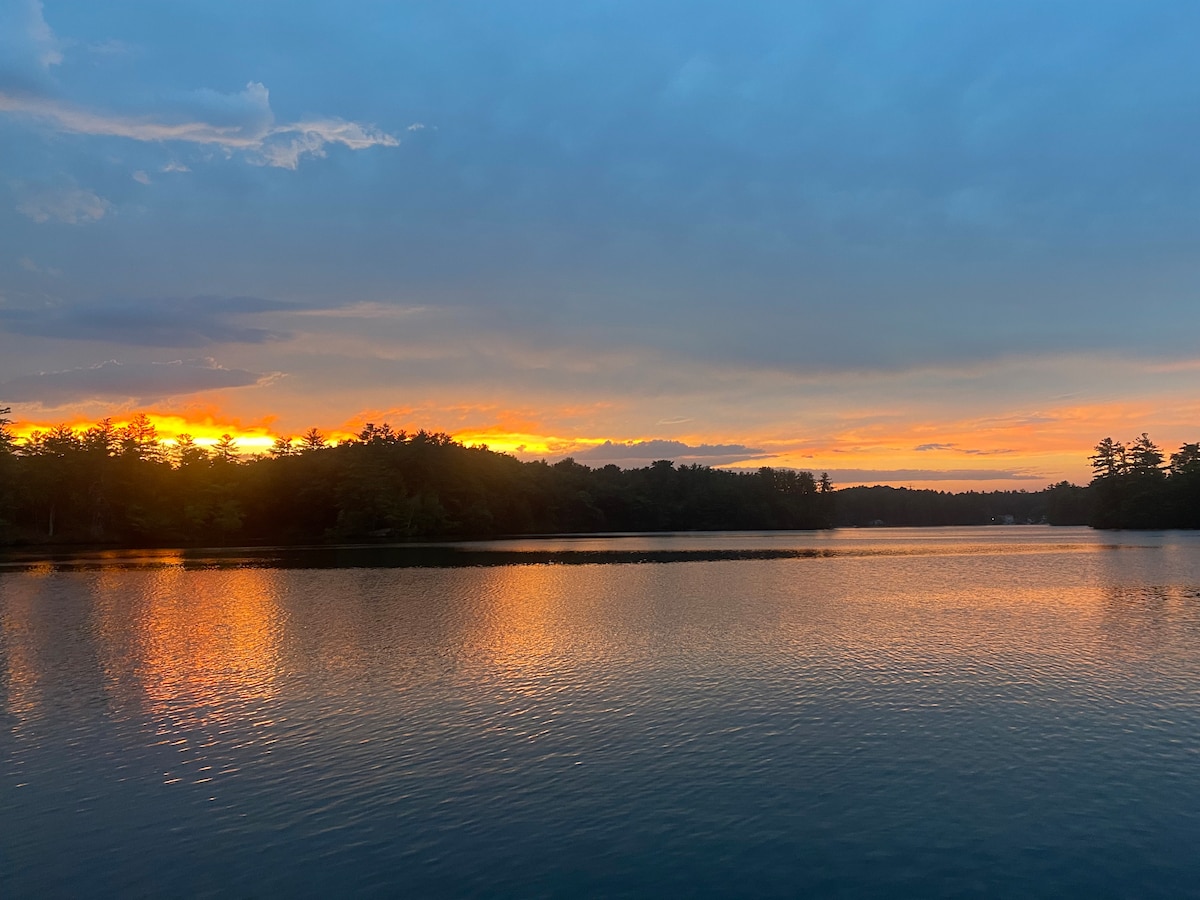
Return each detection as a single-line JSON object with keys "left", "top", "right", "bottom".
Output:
{"left": 4, "top": 526, "right": 1200, "bottom": 898}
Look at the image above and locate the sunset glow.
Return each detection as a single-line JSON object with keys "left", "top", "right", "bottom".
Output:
{"left": 8, "top": 4, "right": 1200, "bottom": 896}
{"left": 13, "top": 413, "right": 282, "bottom": 452}
{"left": 6, "top": 2, "right": 1200, "bottom": 491}
{"left": 11, "top": 391, "right": 1198, "bottom": 490}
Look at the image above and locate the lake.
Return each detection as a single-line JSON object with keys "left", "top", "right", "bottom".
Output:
{"left": 4, "top": 526, "right": 1200, "bottom": 898}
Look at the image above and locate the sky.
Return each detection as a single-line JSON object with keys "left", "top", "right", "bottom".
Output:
{"left": 3, "top": 0, "right": 1200, "bottom": 489}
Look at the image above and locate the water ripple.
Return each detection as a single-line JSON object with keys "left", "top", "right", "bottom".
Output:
{"left": 4, "top": 527, "right": 1200, "bottom": 897}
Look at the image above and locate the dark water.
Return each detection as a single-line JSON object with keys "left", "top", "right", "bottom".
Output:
{"left": 4, "top": 527, "right": 1200, "bottom": 898}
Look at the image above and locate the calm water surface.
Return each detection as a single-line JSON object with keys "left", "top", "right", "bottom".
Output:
{"left": 3, "top": 526, "right": 1200, "bottom": 897}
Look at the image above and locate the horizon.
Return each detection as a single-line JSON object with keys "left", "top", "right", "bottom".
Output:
{"left": 5, "top": 2, "right": 1200, "bottom": 493}
{"left": 7, "top": 407, "right": 1167, "bottom": 494}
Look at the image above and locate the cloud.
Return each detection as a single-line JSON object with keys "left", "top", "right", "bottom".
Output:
{"left": 960, "top": 447, "right": 1015, "bottom": 456}
{"left": 828, "top": 468, "right": 1041, "bottom": 483}
{"left": 0, "top": 81, "right": 400, "bottom": 169}
{"left": 0, "top": 295, "right": 294, "bottom": 347}
{"left": 17, "top": 254, "right": 61, "bottom": 276}
{"left": 291, "top": 301, "right": 430, "bottom": 321}
{"left": 0, "top": 358, "right": 273, "bottom": 406}
{"left": 562, "top": 439, "right": 768, "bottom": 468}
{"left": 131, "top": 170, "right": 150, "bottom": 185}
{"left": 15, "top": 184, "right": 110, "bottom": 224}
{"left": 258, "top": 117, "right": 404, "bottom": 169}
{"left": 0, "top": 0, "right": 61, "bottom": 92}
{"left": 912, "top": 442, "right": 1014, "bottom": 456}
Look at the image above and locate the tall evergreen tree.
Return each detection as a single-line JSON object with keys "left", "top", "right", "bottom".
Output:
{"left": 1089, "top": 437, "right": 1126, "bottom": 479}
{"left": 1127, "top": 433, "right": 1164, "bottom": 477}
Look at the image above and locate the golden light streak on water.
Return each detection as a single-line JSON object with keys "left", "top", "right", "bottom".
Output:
{"left": 0, "top": 580, "right": 45, "bottom": 731}
{"left": 80, "top": 566, "right": 287, "bottom": 747}
{"left": 473, "top": 565, "right": 567, "bottom": 682}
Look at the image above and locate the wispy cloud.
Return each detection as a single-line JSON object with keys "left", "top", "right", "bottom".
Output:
{"left": 15, "top": 184, "right": 110, "bottom": 224}
{"left": 961, "top": 447, "right": 1015, "bottom": 456}
{"left": 17, "top": 254, "right": 61, "bottom": 276}
{"left": 829, "top": 468, "right": 1042, "bottom": 483}
{"left": 0, "top": 81, "right": 400, "bottom": 169}
{"left": 0, "top": 0, "right": 62, "bottom": 92}
{"left": 257, "top": 116, "right": 403, "bottom": 169}
{"left": 1, "top": 5, "right": 400, "bottom": 169}
{"left": 290, "top": 301, "right": 430, "bottom": 321}
{"left": 913, "top": 442, "right": 1015, "bottom": 456}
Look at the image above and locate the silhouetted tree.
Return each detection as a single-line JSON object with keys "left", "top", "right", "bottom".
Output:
{"left": 0, "top": 407, "right": 13, "bottom": 455}
{"left": 1044, "top": 481, "right": 1091, "bottom": 525}
{"left": 270, "top": 436, "right": 297, "bottom": 457}
{"left": 300, "top": 428, "right": 327, "bottom": 452}
{"left": 1127, "top": 433, "right": 1165, "bottom": 478}
{"left": 173, "top": 434, "right": 209, "bottom": 468}
{"left": 0, "top": 408, "right": 15, "bottom": 539}
{"left": 1, "top": 418, "right": 841, "bottom": 545}
{"left": 213, "top": 434, "right": 240, "bottom": 464}
{"left": 1169, "top": 443, "right": 1200, "bottom": 477}
{"left": 117, "top": 413, "right": 163, "bottom": 462}
{"left": 1090, "top": 437, "right": 1126, "bottom": 479}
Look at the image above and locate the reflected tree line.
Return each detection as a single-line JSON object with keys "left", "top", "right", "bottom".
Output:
{"left": 1, "top": 409, "right": 1190, "bottom": 546}
{"left": 0, "top": 412, "right": 834, "bottom": 546}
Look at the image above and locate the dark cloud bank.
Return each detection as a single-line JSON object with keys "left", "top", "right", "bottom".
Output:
{"left": 0, "top": 296, "right": 293, "bottom": 348}
{"left": 0, "top": 358, "right": 271, "bottom": 406}
{"left": 559, "top": 439, "right": 767, "bottom": 469}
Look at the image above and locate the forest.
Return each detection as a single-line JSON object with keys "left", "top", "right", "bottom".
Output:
{"left": 833, "top": 481, "right": 1090, "bottom": 528}
{"left": 0, "top": 412, "right": 834, "bottom": 546}
{"left": 0, "top": 408, "right": 1191, "bottom": 548}
{"left": 1085, "top": 433, "right": 1200, "bottom": 529}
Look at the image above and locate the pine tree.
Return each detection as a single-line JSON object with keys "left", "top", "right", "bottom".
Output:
{"left": 1089, "top": 437, "right": 1127, "bottom": 480}
{"left": 1127, "top": 433, "right": 1164, "bottom": 477}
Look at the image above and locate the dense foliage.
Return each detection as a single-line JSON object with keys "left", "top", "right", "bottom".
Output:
{"left": 835, "top": 431, "right": 1200, "bottom": 530}
{"left": 1086, "top": 433, "right": 1200, "bottom": 529}
{"left": 0, "top": 414, "right": 833, "bottom": 546}
{"left": 834, "top": 482, "right": 1090, "bottom": 527}
{"left": 4, "top": 408, "right": 1190, "bottom": 546}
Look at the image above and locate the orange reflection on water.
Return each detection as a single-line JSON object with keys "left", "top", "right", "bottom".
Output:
{"left": 121, "top": 566, "right": 285, "bottom": 732}
{"left": 469, "top": 564, "right": 600, "bottom": 704}
{"left": 1, "top": 579, "right": 46, "bottom": 730}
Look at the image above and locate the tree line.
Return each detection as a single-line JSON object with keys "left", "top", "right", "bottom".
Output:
{"left": 0, "top": 412, "right": 834, "bottom": 546}
{"left": 833, "top": 482, "right": 1090, "bottom": 527}
{"left": 2, "top": 408, "right": 1191, "bottom": 546}
{"left": 1085, "top": 433, "right": 1200, "bottom": 528}
{"left": 832, "top": 432, "right": 1200, "bottom": 530}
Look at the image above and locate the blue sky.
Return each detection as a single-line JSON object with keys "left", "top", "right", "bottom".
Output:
{"left": 3, "top": 0, "right": 1200, "bottom": 486}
